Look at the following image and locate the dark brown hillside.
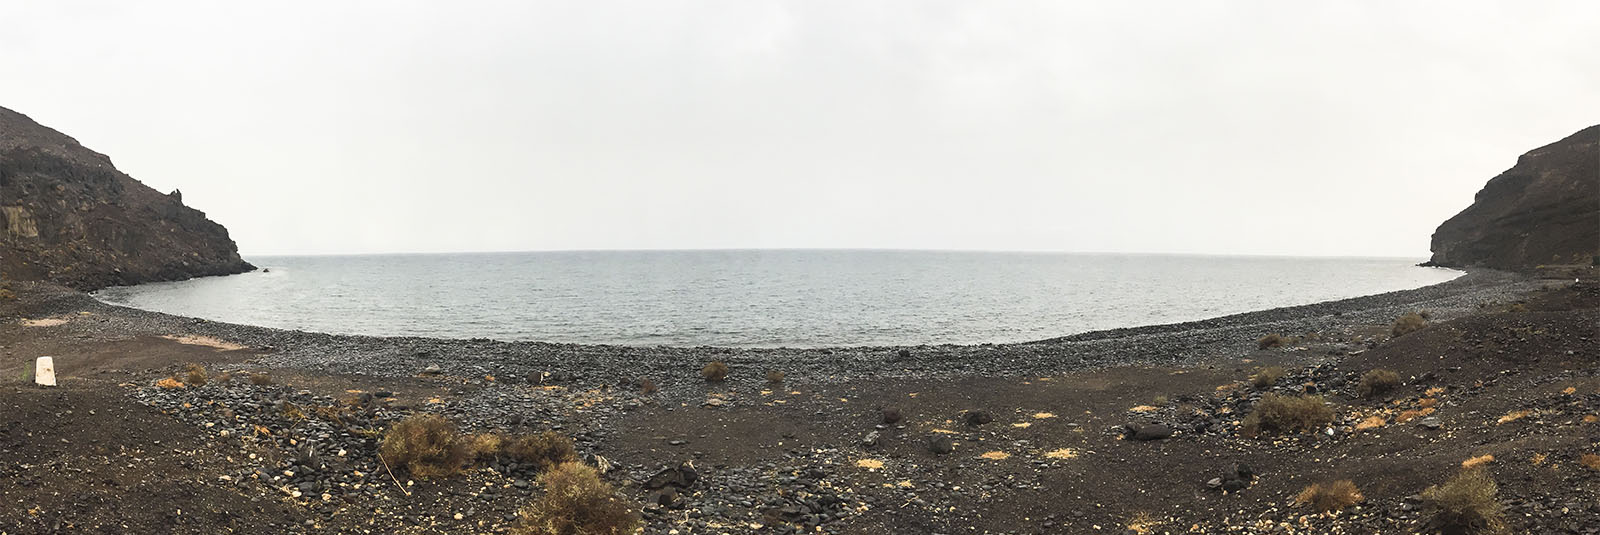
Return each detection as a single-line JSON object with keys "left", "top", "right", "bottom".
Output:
{"left": 0, "top": 106, "right": 253, "bottom": 289}
{"left": 1427, "top": 124, "right": 1600, "bottom": 271}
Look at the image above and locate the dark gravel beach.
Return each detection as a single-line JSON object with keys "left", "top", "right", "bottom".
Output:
{"left": 26, "top": 269, "right": 1535, "bottom": 390}
{"left": 5, "top": 269, "right": 1597, "bottom": 535}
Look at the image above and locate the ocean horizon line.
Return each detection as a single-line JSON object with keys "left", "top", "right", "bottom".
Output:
{"left": 239, "top": 247, "right": 1438, "bottom": 262}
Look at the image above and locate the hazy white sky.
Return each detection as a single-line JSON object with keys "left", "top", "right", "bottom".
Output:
{"left": 2, "top": 1, "right": 1596, "bottom": 257}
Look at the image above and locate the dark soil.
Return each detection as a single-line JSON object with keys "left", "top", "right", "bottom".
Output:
{"left": 2, "top": 274, "right": 1596, "bottom": 534}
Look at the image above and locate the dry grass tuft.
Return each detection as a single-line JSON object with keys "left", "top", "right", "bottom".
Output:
{"left": 1249, "top": 366, "right": 1287, "bottom": 389}
{"left": 1391, "top": 312, "right": 1429, "bottom": 338}
{"left": 314, "top": 405, "right": 354, "bottom": 426}
{"left": 1421, "top": 469, "right": 1507, "bottom": 535}
{"left": 1294, "top": 480, "right": 1364, "bottom": 512}
{"left": 1355, "top": 415, "right": 1386, "bottom": 430}
{"left": 1579, "top": 453, "right": 1600, "bottom": 471}
{"left": 700, "top": 361, "right": 729, "bottom": 382}
{"left": 513, "top": 461, "right": 640, "bottom": 535}
{"left": 1356, "top": 369, "right": 1400, "bottom": 398}
{"left": 1256, "top": 334, "right": 1288, "bottom": 350}
{"left": 766, "top": 370, "right": 785, "bottom": 384}
{"left": 1241, "top": 394, "right": 1334, "bottom": 437}
{"left": 280, "top": 402, "right": 308, "bottom": 420}
{"left": 181, "top": 363, "right": 208, "bottom": 386}
{"left": 465, "top": 432, "right": 508, "bottom": 461}
{"left": 379, "top": 414, "right": 467, "bottom": 478}
{"left": 156, "top": 377, "right": 184, "bottom": 389}
{"left": 248, "top": 372, "right": 274, "bottom": 385}
{"left": 502, "top": 431, "right": 580, "bottom": 473}
{"left": 639, "top": 379, "right": 657, "bottom": 395}
{"left": 1461, "top": 455, "right": 1494, "bottom": 470}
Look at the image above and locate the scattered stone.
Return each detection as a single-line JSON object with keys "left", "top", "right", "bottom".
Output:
{"left": 419, "top": 365, "right": 442, "bottom": 376}
{"left": 861, "top": 431, "right": 880, "bottom": 449}
{"left": 1127, "top": 423, "right": 1173, "bottom": 441}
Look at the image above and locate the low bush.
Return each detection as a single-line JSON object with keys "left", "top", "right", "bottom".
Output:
{"left": 1257, "top": 334, "right": 1288, "bottom": 350}
{"left": 1293, "top": 480, "right": 1363, "bottom": 512}
{"left": 1241, "top": 394, "right": 1334, "bottom": 437}
{"left": 379, "top": 414, "right": 467, "bottom": 478}
{"left": 1580, "top": 453, "right": 1600, "bottom": 471}
{"left": 1357, "top": 369, "right": 1402, "bottom": 398}
{"left": 1250, "top": 366, "right": 1286, "bottom": 389}
{"left": 465, "top": 432, "right": 507, "bottom": 461}
{"left": 503, "top": 431, "right": 579, "bottom": 473}
{"left": 701, "top": 361, "right": 729, "bottom": 382}
{"left": 1421, "top": 469, "right": 1506, "bottom": 535}
{"left": 639, "top": 379, "right": 657, "bottom": 395}
{"left": 766, "top": 371, "right": 785, "bottom": 384}
{"left": 514, "top": 461, "right": 640, "bottom": 535}
{"left": 182, "top": 363, "right": 208, "bottom": 386}
{"left": 248, "top": 372, "right": 274, "bottom": 385}
{"left": 1391, "top": 312, "right": 1429, "bottom": 337}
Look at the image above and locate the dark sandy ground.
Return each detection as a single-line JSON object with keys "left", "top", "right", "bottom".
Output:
{"left": 1, "top": 270, "right": 1596, "bottom": 534}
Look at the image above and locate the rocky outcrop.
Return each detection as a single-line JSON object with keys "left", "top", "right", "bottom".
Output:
{"left": 1427, "top": 125, "right": 1599, "bottom": 271}
{"left": 1, "top": 106, "right": 253, "bottom": 289}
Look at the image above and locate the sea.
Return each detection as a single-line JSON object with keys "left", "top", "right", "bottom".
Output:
{"left": 92, "top": 250, "right": 1462, "bottom": 348}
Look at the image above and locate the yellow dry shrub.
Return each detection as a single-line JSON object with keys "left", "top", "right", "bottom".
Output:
{"left": 1294, "top": 480, "right": 1363, "bottom": 512}
{"left": 513, "top": 461, "right": 640, "bottom": 535}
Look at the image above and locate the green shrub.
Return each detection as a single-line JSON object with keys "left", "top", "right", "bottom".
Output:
{"left": 379, "top": 414, "right": 467, "bottom": 478}
{"left": 1241, "top": 394, "right": 1334, "bottom": 437}
{"left": 1391, "top": 312, "right": 1428, "bottom": 337}
{"left": 1357, "top": 369, "right": 1402, "bottom": 398}
{"left": 514, "top": 461, "right": 640, "bottom": 535}
{"left": 1421, "top": 469, "right": 1506, "bottom": 534}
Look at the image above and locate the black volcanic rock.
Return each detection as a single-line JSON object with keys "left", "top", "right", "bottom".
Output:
{"left": 1427, "top": 125, "right": 1599, "bottom": 271}
{"left": 0, "top": 106, "right": 253, "bottom": 289}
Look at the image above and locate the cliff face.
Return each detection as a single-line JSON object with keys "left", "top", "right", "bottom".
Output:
{"left": 1427, "top": 125, "right": 1600, "bottom": 271}
{"left": 0, "top": 106, "right": 253, "bottom": 290}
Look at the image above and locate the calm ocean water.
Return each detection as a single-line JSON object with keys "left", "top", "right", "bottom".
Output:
{"left": 93, "top": 250, "right": 1460, "bottom": 347}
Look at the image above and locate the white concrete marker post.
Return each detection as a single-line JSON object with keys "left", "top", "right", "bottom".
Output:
{"left": 35, "top": 356, "right": 56, "bottom": 387}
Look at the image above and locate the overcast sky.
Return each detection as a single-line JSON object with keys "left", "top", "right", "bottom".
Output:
{"left": 2, "top": 1, "right": 1596, "bottom": 257}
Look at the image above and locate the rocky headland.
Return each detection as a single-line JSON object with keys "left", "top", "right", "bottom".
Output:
{"left": 1427, "top": 124, "right": 1599, "bottom": 271}
{"left": 0, "top": 106, "right": 253, "bottom": 290}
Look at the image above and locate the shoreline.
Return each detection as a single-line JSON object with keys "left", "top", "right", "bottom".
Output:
{"left": 14, "top": 268, "right": 1534, "bottom": 387}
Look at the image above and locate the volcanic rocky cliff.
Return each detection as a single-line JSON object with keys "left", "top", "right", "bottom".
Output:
{"left": 0, "top": 106, "right": 253, "bottom": 290}
{"left": 1427, "top": 124, "right": 1599, "bottom": 271}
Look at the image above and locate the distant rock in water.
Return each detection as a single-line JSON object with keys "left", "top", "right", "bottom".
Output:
{"left": 1427, "top": 125, "right": 1599, "bottom": 271}
{"left": 0, "top": 106, "right": 253, "bottom": 289}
